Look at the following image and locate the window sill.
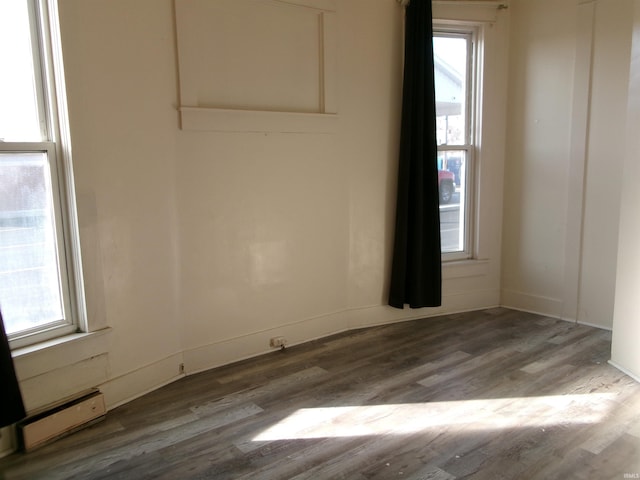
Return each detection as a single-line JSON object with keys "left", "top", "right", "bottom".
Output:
{"left": 179, "top": 107, "right": 339, "bottom": 133}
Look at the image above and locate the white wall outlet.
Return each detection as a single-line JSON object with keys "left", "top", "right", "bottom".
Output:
{"left": 270, "top": 336, "right": 287, "bottom": 349}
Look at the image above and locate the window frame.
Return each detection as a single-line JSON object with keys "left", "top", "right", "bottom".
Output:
{"left": 1, "top": 0, "right": 86, "bottom": 349}
{"left": 434, "top": 24, "right": 480, "bottom": 262}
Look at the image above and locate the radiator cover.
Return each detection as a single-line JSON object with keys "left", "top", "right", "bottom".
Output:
{"left": 18, "top": 389, "right": 106, "bottom": 451}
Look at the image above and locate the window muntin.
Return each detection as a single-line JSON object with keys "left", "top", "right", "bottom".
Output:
{"left": 434, "top": 29, "right": 475, "bottom": 258}
{"left": 0, "top": 0, "right": 81, "bottom": 347}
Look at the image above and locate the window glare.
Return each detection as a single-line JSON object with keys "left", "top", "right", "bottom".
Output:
{"left": 0, "top": 1, "right": 43, "bottom": 142}
{"left": 0, "top": 153, "right": 64, "bottom": 335}
{"left": 434, "top": 36, "right": 468, "bottom": 146}
{"left": 434, "top": 37, "right": 467, "bottom": 77}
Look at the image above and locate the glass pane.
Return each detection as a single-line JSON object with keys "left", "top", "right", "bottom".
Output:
{"left": 438, "top": 150, "right": 467, "bottom": 253}
{"left": 0, "top": 153, "right": 64, "bottom": 335}
{"left": 0, "top": 0, "right": 43, "bottom": 141}
{"left": 434, "top": 36, "right": 468, "bottom": 146}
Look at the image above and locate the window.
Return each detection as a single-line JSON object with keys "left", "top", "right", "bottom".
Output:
{"left": 0, "top": 0, "right": 84, "bottom": 348}
{"left": 434, "top": 28, "right": 476, "bottom": 260}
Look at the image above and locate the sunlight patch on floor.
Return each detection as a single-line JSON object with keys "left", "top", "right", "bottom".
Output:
{"left": 252, "top": 394, "right": 616, "bottom": 441}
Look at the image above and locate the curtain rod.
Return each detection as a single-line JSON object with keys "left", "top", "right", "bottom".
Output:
{"left": 398, "top": 0, "right": 509, "bottom": 8}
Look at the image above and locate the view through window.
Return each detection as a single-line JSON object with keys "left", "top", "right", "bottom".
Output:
{"left": 434, "top": 31, "right": 474, "bottom": 258}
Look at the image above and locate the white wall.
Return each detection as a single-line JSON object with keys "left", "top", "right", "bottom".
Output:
{"left": 611, "top": 0, "right": 640, "bottom": 382}
{"left": 502, "top": 0, "right": 577, "bottom": 315}
{"left": 575, "top": 0, "right": 632, "bottom": 328}
{"left": 176, "top": 0, "right": 510, "bottom": 371}
{"left": 9, "top": 0, "right": 509, "bottom": 414}
{"left": 502, "top": 0, "right": 633, "bottom": 330}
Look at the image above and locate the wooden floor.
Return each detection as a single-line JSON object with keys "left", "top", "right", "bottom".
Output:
{"left": 1, "top": 308, "right": 640, "bottom": 479}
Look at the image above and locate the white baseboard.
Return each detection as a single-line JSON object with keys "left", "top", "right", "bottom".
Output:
{"left": 97, "top": 291, "right": 619, "bottom": 414}
{"left": 94, "top": 289, "right": 502, "bottom": 409}
{"left": 574, "top": 319, "right": 613, "bottom": 331}
{"left": 8, "top": 290, "right": 500, "bottom": 423}
{"left": 104, "top": 305, "right": 459, "bottom": 408}
{"left": 501, "top": 290, "right": 614, "bottom": 331}
{"left": 501, "top": 289, "right": 564, "bottom": 319}
{"left": 608, "top": 360, "right": 640, "bottom": 383}
{"left": 98, "top": 352, "right": 185, "bottom": 410}
{"left": 348, "top": 288, "right": 500, "bottom": 330}
{"left": 183, "top": 288, "right": 500, "bottom": 377}
{"left": 183, "top": 309, "right": 350, "bottom": 376}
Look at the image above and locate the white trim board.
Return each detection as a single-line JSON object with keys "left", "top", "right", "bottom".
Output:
{"left": 175, "top": 0, "right": 338, "bottom": 133}
{"left": 608, "top": 360, "right": 640, "bottom": 384}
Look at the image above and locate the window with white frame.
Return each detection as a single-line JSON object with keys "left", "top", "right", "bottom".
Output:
{"left": 434, "top": 27, "right": 477, "bottom": 260}
{"left": 0, "top": 0, "right": 84, "bottom": 348}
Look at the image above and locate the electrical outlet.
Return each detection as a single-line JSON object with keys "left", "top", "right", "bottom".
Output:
{"left": 270, "top": 336, "right": 287, "bottom": 349}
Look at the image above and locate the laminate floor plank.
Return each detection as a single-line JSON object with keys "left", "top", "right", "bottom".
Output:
{"left": 1, "top": 308, "right": 639, "bottom": 479}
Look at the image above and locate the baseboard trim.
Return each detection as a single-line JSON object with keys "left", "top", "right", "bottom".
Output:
{"left": 501, "top": 289, "right": 564, "bottom": 319}
{"left": 96, "top": 290, "right": 502, "bottom": 407}
{"left": 348, "top": 289, "right": 501, "bottom": 330}
{"left": 183, "top": 289, "right": 500, "bottom": 376}
{"left": 98, "top": 352, "right": 185, "bottom": 410}
{"left": 183, "top": 310, "right": 350, "bottom": 376}
{"left": 608, "top": 360, "right": 640, "bottom": 383}
{"left": 575, "top": 319, "right": 612, "bottom": 331}
{"left": 501, "top": 303, "right": 613, "bottom": 332}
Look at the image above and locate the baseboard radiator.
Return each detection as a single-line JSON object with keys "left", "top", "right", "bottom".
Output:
{"left": 18, "top": 389, "right": 106, "bottom": 451}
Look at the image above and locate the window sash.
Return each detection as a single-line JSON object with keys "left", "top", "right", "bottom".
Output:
{"left": 434, "top": 26, "right": 477, "bottom": 261}
{"left": 438, "top": 144, "right": 474, "bottom": 260}
{"left": 0, "top": 142, "right": 76, "bottom": 347}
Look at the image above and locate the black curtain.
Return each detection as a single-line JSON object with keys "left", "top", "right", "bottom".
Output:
{"left": 389, "top": 0, "right": 442, "bottom": 309}
{"left": 0, "top": 310, "right": 26, "bottom": 428}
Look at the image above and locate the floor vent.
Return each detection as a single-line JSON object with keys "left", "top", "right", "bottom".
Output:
{"left": 18, "top": 389, "right": 106, "bottom": 451}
